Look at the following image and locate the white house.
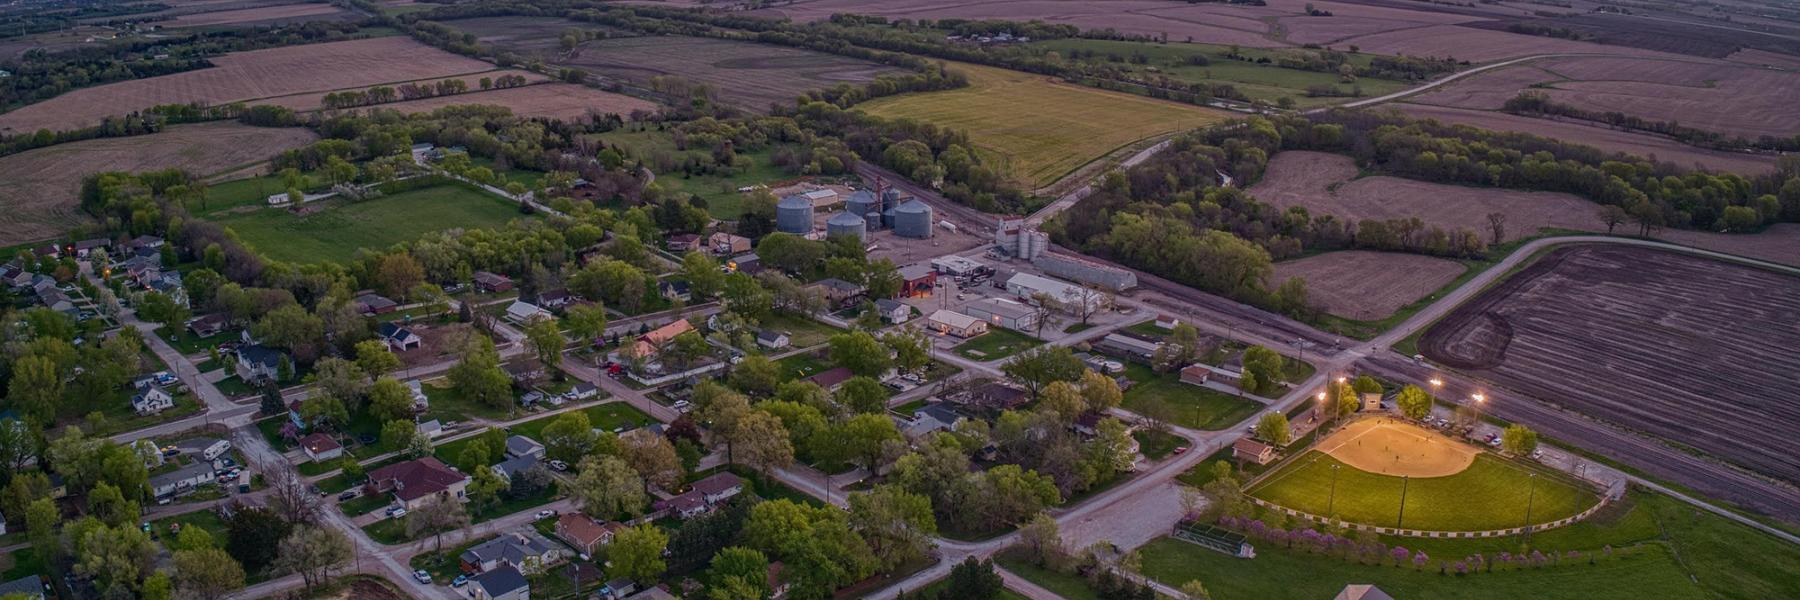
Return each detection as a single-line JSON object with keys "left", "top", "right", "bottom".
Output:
{"left": 874, "top": 299, "right": 911, "bottom": 323}
{"left": 235, "top": 344, "right": 286, "bottom": 382}
{"left": 300, "top": 433, "right": 344, "bottom": 463}
{"left": 131, "top": 387, "right": 176, "bottom": 415}
{"left": 926, "top": 310, "right": 988, "bottom": 338}
{"left": 406, "top": 380, "right": 430, "bottom": 412}
{"left": 150, "top": 462, "right": 216, "bottom": 498}
{"left": 505, "top": 435, "right": 545, "bottom": 459}
{"left": 755, "top": 330, "right": 790, "bottom": 350}
{"left": 417, "top": 419, "right": 445, "bottom": 438}
{"left": 505, "top": 300, "right": 553, "bottom": 324}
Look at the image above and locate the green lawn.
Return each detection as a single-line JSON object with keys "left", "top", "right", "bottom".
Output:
{"left": 994, "top": 553, "right": 1102, "bottom": 600}
{"left": 892, "top": 399, "right": 928, "bottom": 416}
{"left": 470, "top": 155, "right": 545, "bottom": 189}
{"left": 1028, "top": 39, "right": 1416, "bottom": 109}
{"left": 255, "top": 416, "right": 294, "bottom": 451}
{"left": 0, "top": 547, "right": 45, "bottom": 581}
{"left": 510, "top": 402, "right": 653, "bottom": 440}
{"left": 912, "top": 576, "right": 1030, "bottom": 600}
{"left": 1118, "top": 363, "right": 1262, "bottom": 431}
{"left": 592, "top": 128, "right": 792, "bottom": 220}
{"left": 1248, "top": 452, "right": 1598, "bottom": 532}
{"left": 952, "top": 327, "right": 1043, "bottom": 361}
{"left": 77, "top": 386, "right": 203, "bottom": 436}
{"left": 150, "top": 509, "right": 230, "bottom": 543}
{"left": 197, "top": 174, "right": 295, "bottom": 216}
{"left": 340, "top": 493, "right": 393, "bottom": 517}
{"left": 421, "top": 378, "right": 515, "bottom": 423}
{"left": 776, "top": 352, "right": 833, "bottom": 382}
{"left": 212, "top": 181, "right": 531, "bottom": 264}
{"left": 213, "top": 375, "right": 257, "bottom": 398}
{"left": 153, "top": 324, "right": 229, "bottom": 356}
{"left": 1134, "top": 429, "right": 1186, "bottom": 461}
{"left": 755, "top": 313, "right": 844, "bottom": 350}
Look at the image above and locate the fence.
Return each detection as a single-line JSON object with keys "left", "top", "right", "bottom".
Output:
{"left": 1242, "top": 494, "right": 1614, "bottom": 539}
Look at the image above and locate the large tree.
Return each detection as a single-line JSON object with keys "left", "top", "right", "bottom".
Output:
{"left": 743, "top": 499, "right": 875, "bottom": 598}
{"left": 572, "top": 455, "right": 647, "bottom": 518}
{"left": 523, "top": 316, "right": 565, "bottom": 373}
{"left": 837, "top": 413, "right": 901, "bottom": 474}
{"left": 610, "top": 524, "right": 670, "bottom": 582}
{"left": 225, "top": 506, "right": 292, "bottom": 576}
{"left": 274, "top": 526, "right": 353, "bottom": 592}
{"left": 367, "top": 377, "right": 415, "bottom": 423}
{"left": 1394, "top": 384, "right": 1434, "bottom": 421}
{"left": 828, "top": 331, "right": 892, "bottom": 378}
{"left": 835, "top": 376, "right": 889, "bottom": 414}
{"left": 1002, "top": 346, "right": 1085, "bottom": 398}
{"left": 1502, "top": 424, "right": 1539, "bottom": 456}
{"left": 173, "top": 547, "right": 246, "bottom": 600}
{"left": 621, "top": 429, "right": 684, "bottom": 492}
{"left": 732, "top": 411, "right": 796, "bottom": 475}
{"left": 448, "top": 334, "right": 512, "bottom": 410}
{"left": 1254, "top": 412, "right": 1291, "bottom": 446}
{"left": 406, "top": 494, "right": 471, "bottom": 554}
{"left": 541, "top": 410, "right": 599, "bottom": 463}
{"left": 847, "top": 485, "right": 937, "bottom": 571}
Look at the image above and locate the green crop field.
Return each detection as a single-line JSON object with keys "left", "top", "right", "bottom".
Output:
{"left": 213, "top": 181, "right": 528, "bottom": 264}
{"left": 1028, "top": 39, "right": 1415, "bottom": 110}
{"left": 856, "top": 61, "right": 1231, "bottom": 189}
{"left": 1249, "top": 452, "right": 1597, "bottom": 532}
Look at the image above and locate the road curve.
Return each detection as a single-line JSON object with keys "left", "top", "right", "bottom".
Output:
{"left": 1315, "top": 53, "right": 1619, "bottom": 112}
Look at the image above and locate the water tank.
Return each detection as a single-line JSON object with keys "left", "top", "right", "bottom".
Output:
{"left": 825, "top": 212, "right": 867, "bottom": 242}
{"left": 776, "top": 195, "right": 813, "bottom": 234}
{"left": 893, "top": 198, "right": 934, "bottom": 239}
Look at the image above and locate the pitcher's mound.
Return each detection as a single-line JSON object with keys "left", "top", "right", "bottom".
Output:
{"left": 1316, "top": 418, "right": 1477, "bottom": 478}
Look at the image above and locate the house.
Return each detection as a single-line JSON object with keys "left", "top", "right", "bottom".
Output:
{"left": 630, "top": 319, "right": 695, "bottom": 358}
{"left": 72, "top": 238, "right": 110, "bottom": 258}
{"left": 1334, "top": 584, "right": 1395, "bottom": 600}
{"left": 710, "top": 232, "right": 751, "bottom": 255}
{"left": 962, "top": 297, "right": 1037, "bottom": 331}
{"left": 566, "top": 382, "right": 599, "bottom": 401}
{"left": 962, "top": 382, "right": 1029, "bottom": 411}
{"left": 599, "top": 579, "right": 639, "bottom": 599}
{"left": 926, "top": 310, "right": 987, "bottom": 338}
{"left": 505, "top": 300, "right": 553, "bottom": 324}
{"left": 897, "top": 264, "right": 937, "bottom": 297}
{"left": 691, "top": 472, "right": 743, "bottom": 504}
{"left": 1233, "top": 437, "right": 1276, "bottom": 465}
{"left": 1155, "top": 314, "right": 1180, "bottom": 330}
{"left": 874, "top": 299, "right": 911, "bottom": 323}
{"left": 468, "top": 564, "right": 530, "bottom": 600}
{"left": 658, "top": 280, "right": 691, "bottom": 303}
{"left": 1096, "top": 332, "right": 1163, "bottom": 363}
{"left": 366, "top": 457, "right": 470, "bottom": 509}
{"left": 418, "top": 419, "right": 445, "bottom": 438}
{"left": 506, "top": 435, "right": 545, "bottom": 458}
{"left": 354, "top": 293, "right": 398, "bottom": 315}
{"left": 378, "top": 322, "right": 422, "bottom": 352}
{"left": 810, "top": 278, "right": 865, "bottom": 308}
{"left": 406, "top": 380, "right": 430, "bottom": 411}
{"left": 1179, "top": 364, "right": 1212, "bottom": 386}
{"left": 755, "top": 330, "right": 790, "bottom": 350}
{"left": 1005, "top": 273, "right": 1104, "bottom": 314}
{"left": 131, "top": 387, "right": 175, "bottom": 415}
{"left": 462, "top": 530, "right": 567, "bottom": 574}
{"left": 235, "top": 344, "right": 286, "bottom": 382}
{"left": 492, "top": 454, "right": 540, "bottom": 483}
{"left": 186, "top": 313, "right": 229, "bottom": 338}
{"left": 727, "top": 253, "right": 762, "bottom": 274}
{"left": 473, "top": 271, "right": 514, "bottom": 293}
{"left": 554, "top": 513, "right": 620, "bottom": 555}
{"left": 902, "top": 403, "right": 964, "bottom": 439}
{"left": 505, "top": 360, "right": 546, "bottom": 385}
{"left": 624, "top": 586, "right": 676, "bottom": 600}
{"left": 656, "top": 492, "right": 711, "bottom": 519}
{"left": 0, "top": 575, "right": 44, "bottom": 600}
{"left": 666, "top": 233, "right": 700, "bottom": 252}
{"left": 129, "top": 234, "right": 165, "bottom": 251}
{"left": 1073, "top": 412, "right": 1106, "bottom": 437}
{"left": 802, "top": 366, "right": 854, "bottom": 392}
{"left": 298, "top": 432, "right": 344, "bottom": 462}
{"left": 150, "top": 462, "right": 217, "bottom": 498}
{"left": 537, "top": 289, "right": 573, "bottom": 309}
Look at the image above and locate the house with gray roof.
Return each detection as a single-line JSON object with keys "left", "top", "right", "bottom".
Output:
{"left": 460, "top": 531, "right": 565, "bottom": 574}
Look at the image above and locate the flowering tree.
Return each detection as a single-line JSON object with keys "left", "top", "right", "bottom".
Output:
{"left": 1391, "top": 546, "right": 1411, "bottom": 566}
{"left": 1413, "top": 550, "right": 1429, "bottom": 570}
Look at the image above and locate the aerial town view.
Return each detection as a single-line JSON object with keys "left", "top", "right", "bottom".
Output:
{"left": 0, "top": 0, "right": 1797, "bottom": 598}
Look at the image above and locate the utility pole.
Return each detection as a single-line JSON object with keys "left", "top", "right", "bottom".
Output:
{"left": 1396, "top": 475, "right": 1410, "bottom": 529}
{"left": 1522, "top": 473, "right": 1538, "bottom": 546}
{"left": 1327, "top": 464, "right": 1340, "bottom": 516}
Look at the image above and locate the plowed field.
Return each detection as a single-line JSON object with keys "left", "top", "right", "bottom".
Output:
{"left": 1270, "top": 251, "right": 1466, "bottom": 321}
{"left": 1420, "top": 244, "right": 1800, "bottom": 484}
{"left": 366, "top": 84, "right": 659, "bottom": 121}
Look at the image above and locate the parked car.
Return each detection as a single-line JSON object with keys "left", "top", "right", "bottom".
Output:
{"left": 451, "top": 575, "right": 468, "bottom": 588}
{"left": 338, "top": 490, "right": 359, "bottom": 501}
{"left": 548, "top": 460, "right": 568, "bottom": 471}
{"left": 1530, "top": 450, "right": 1545, "bottom": 460}
{"left": 387, "top": 506, "right": 408, "bottom": 518}
{"left": 412, "top": 570, "right": 432, "bottom": 584}
{"left": 535, "top": 510, "right": 556, "bottom": 520}
{"left": 1173, "top": 446, "right": 1190, "bottom": 455}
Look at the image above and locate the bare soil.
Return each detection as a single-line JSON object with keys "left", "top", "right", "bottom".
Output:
{"left": 161, "top": 2, "right": 347, "bottom": 28}
{"left": 1318, "top": 418, "right": 1478, "bottom": 477}
{"left": 0, "top": 122, "right": 318, "bottom": 246}
{"left": 1390, "top": 104, "right": 1778, "bottom": 174}
{"left": 1419, "top": 244, "right": 1800, "bottom": 485}
{"left": 360, "top": 83, "right": 660, "bottom": 121}
{"left": 1271, "top": 251, "right": 1466, "bottom": 321}
{"left": 554, "top": 35, "right": 899, "bottom": 111}
{"left": 0, "top": 37, "right": 499, "bottom": 134}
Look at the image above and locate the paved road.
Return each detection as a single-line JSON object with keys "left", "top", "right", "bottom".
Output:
{"left": 1320, "top": 53, "right": 1610, "bottom": 112}
{"left": 1025, "top": 138, "right": 1172, "bottom": 227}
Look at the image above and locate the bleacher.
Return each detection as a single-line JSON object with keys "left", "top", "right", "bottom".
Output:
{"left": 1173, "top": 521, "right": 1255, "bottom": 558}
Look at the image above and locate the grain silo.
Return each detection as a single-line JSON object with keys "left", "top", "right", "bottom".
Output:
{"left": 893, "top": 198, "right": 934, "bottom": 239}
{"left": 776, "top": 194, "right": 813, "bottom": 234}
{"left": 881, "top": 187, "right": 903, "bottom": 212}
{"left": 825, "top": 212, "right": 867, "bottom": 242}
{"left": 846, "top": 191, "right": 881, "bottom": 230}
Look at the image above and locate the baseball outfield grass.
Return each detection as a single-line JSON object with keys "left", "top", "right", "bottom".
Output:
{"left": 1247, "top": 451, "right": 1597, "bottom": 532}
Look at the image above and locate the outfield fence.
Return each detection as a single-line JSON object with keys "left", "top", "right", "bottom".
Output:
{"left": 1242, "top": 491, "right": 1616, "bottom": 539}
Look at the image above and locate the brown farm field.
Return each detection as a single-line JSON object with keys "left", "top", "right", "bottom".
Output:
{"left": 1270, "top": 251, "right": 1466, "bottom": 321}
{"left": 1390, "top": 104, "right": 1779, "bottom": 174}
{"left": 0, "top": 37, "right": 501, "bottom": 134}
{"left": 363, "top": 83, "right": 660, "bottom": 121}
{"left": 1250, "top": 151, "right": 1800, "bottom": 266}
{"left": 543, "top": 35, "right": 898, "bottom": 112}
{"left": 160, "top": 2, "right": 349, "bottom": 28}
{"left": 1404, "top": 56, "right": 1800, "bottom": 139}
{"left": 0, "top": 122, "right": 318, "bottom": 246}
{"left": 1419, "top": 244, "right": 1800, "bottom": 485}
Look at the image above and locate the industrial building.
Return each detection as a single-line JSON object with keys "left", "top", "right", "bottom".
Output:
{"left": 776, "top": 194, "right": 814, "bottom": 234}
{"left": 1033, "top": 253, "right": 1138, "bottom": 291}
{"left": 931, "top": 255, "right": 987, "bottom": 276}
{"left": 962, "top": 297, "right": 1039, "bottom": 331}
{"left": 825, "top": 212, "right": 867, "bottom": 242}
{"left": 1003, "top": 273, "right": 1105, "bottom": 314}
{"left": 995, "top": 219, "right": 1050, "bottom": 260}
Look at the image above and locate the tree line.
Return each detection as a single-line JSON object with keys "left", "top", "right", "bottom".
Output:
{"left": 1502, "top": 91, "right": 1800, "bottom": 153}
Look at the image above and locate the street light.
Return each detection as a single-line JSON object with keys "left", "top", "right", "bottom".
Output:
{"left": 1429, "top": 378, "right": 1443, "bottom": 389}
{"left": 1472, "top": 393, "right": 1486, "bottom": 424}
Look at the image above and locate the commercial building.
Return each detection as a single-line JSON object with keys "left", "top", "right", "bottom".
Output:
{"left": 1032, "top": 253, "right": 1137, "bottom": 291}
{"left": 927, "top": 310, "right": 988, "bottom": 338}
{"left": 1003, "top": 273, "right": 1104, "bottom": 315}
{"left": 961, "top": 297, "right": 1038, "bottom": 331}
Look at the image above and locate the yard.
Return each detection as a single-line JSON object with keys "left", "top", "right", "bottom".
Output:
{"left": 593, "top": 127, "right": 794, "bottom": 220}
{"left": 775, "top": 352, "right": 834, "bottom": 382}
{"left": 1133, "top": 429, "right": 1186, "bottom": 461}
{"left": 421, "top": 378, "right": 516, "bottom": 423}
{"left": 753, "top": 313, "right": 843, "bottom": 351}
{"left": 952, "top": 327, "right": 1043, "bottom": 361}
{"left": 1118, "top": 364, "right": 1262, "bottom": 431}
{"left": 211, "top": 180, "right": 530, "bottom": 264}
{"left": 153, "top": 324, "right": 231, "bottom": 356}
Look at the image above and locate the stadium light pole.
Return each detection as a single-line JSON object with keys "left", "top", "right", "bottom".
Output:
{"left": 1472, "top": 393, "right": 1486, "bottom": 425}
{"left": 1327, "top": 464, "right": 1340, "bottom": 516}
{"left": 1396, "top": 475, "right": 1410, "bottom": 529}
{"left": 1522, "top": 473, "right": 1539, "bottom": 545}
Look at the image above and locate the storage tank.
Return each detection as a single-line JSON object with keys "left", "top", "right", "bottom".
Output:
{"left": 845, "top": 190, "right": 877, "bottom": 215}
{"left": 776, "top": 195, "right": 813, "bottom": 234}
{"left": 881, "top": 187, "right": 903, "bottom": 212}
{"left": 882, "top": 206, "right": 898, "bottom": 229}
{"left": 825, "top": 212, "right": 867, "bottom": 242}
{"left": 893, "top": 198, "right": 934, "bottom": 239}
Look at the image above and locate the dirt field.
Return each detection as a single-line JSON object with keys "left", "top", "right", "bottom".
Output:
{"left": 1317, "top": 418, "right": 1478, "bottom": 477}
{"left": 858, "top": 61, "right": 1230, "bottom": 188}
{"left": 1250, "top": 151, "right": 1800, "bottom": 266}
{"left": 0, "top": 37, "right": 500, "bottom": 134}
{"left": 1404, "top": 56, "right": 1800, "bottom": 139}
{"left": 750, "top": 0, "right": 1290, "bottom": 47}
{"left": 1332, "top": 24, "right": 1665, "bottom": 62}
{"left": 1390, "top": 104, "right": 1778, "bottom": 174}
{"left": 1271, "top": 251, "right": 1466, "bottom": 321}
{"left": 442, "top": 15, "right": 614, "bottom": 58}
{"left": 161, "top": 2, "right": 347, "bottom": 27}
{"left": 364, "top": 83, "right": 660, "bottom": 121}
{"left": 1419, "top": 244, "right": 1800, "bottom": 485}
{"left": 0, "top": 122, "right": 318, "bottom": 246}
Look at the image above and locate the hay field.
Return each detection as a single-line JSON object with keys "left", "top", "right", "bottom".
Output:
{"left": 1407, "top": 56, "right": 1800, "bottom": 139}
{"left": 161, "top": 2, "right": 348, "bottom": 28}
{"left": 364, "top": 84, "right": 660, "bottom": 121}
{"left": 1391, "top": 104, "right": 1778, "bottom": 174}
{"left": 0, "top": 37, "right": 500, "bottom": 134}
{"left": 1271, "top": 251, "right": 1466, "bottom": 321}
{"left": 858, "top": 62, "right": 1231, "bottom": 188}
{"left": 1249, "top": 449, "right": 1596, "bottom": 531}
{"left": 213, "top": 182, "right": 529, "bottom": 263}
{"left": 1421, "top": 245, "right": 1800, "bottom": 483}
{"left": 0, "top": 122, "right": 318, "bottom": 246}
